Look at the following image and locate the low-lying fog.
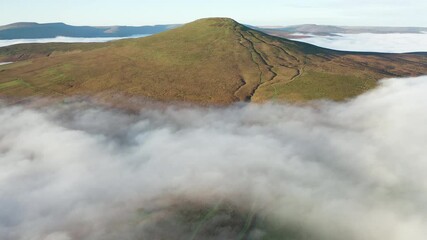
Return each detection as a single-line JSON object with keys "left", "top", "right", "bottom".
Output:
{"left": 2, "top": 32, "right": 427, "bottom": 53}
{"left": 1, "top": 76, "right": 427, "bottom": 240}
{"left": 0, "top": 35, "right": 150, "bottom": 48}
{"left": 293, "top": 32, "right": 427, "bottom": 53}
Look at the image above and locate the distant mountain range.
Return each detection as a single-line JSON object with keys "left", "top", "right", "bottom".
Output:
{"left": 259, "top": 24, "right": 427, "bottom": 39}
{"left": 0, "top": 22, "right": 179, "bottom": 40}
{"left": 260, "top": 24, "right": 427, "bottom": 34}
{"left": 1, "top": 22, "right": 426, "bottom": 40}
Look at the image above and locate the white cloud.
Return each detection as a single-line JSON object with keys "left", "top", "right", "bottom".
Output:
{"left": 0, "top": 35, "right": 150, "bottom": 47}
{"left": 1, "top": 76, "right": 427, "bottom": 239}
{"left": 293, "top": 33, "right": 427, "bottom": 53}
{"left": 2, "top": 32, "right": 426, "bottom": 54}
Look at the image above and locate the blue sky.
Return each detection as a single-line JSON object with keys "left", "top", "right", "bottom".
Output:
{"left": 1, "top": 0, "right": 426, "bottom": 27}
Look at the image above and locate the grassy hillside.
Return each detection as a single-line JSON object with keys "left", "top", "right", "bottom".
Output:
{"left": 0, "top": 42, "right": 106, "bottom": 62}
{"left": 0, "top": 18, "right": 426, "bottom": 105}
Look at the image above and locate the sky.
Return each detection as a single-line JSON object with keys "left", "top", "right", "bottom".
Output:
{"left": 0, "top": 0, "right": 426, "bottom": 27}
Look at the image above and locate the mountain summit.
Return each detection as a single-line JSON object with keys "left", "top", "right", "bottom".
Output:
{"left": 0, "top": 18, "right": 426, "bottom": 105}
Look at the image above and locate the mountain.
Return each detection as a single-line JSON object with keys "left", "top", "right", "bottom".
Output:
{"left": 0, "top": 22, "right": 178, "bottom": 40}
{"left": 0, "top": 18, "right": 426, "bottom": 106}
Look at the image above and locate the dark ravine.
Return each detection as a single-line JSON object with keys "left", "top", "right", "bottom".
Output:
{"left": 235, "top": 27, "right": 271, "bottom": 101}
{"left": 246, "top": 30, "right": 305, "bottom": 95}
{"left": 0, "top": 18, "right": 426, "bottom": 106}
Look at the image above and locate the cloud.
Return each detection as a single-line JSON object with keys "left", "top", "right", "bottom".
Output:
{"left": 1, "top": 76, "right": 427, "bottom": 239}
{"left": 0, "top": 35, "right": 150, "bottom": 48}
{"left": 294, "top": 33, "right": 427, "bottom": 53}
{"left": 2, "top": 32, "right": 426, "bottom": 54}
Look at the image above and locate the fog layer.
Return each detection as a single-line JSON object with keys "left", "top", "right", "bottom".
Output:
{"left": 2, "top": 32, "right": 427, "bottom": 53}
{"left": 1, "top": 76, "right": 427, "bottom": 240}
{"left": 293, "top": 32, "right": 427, "bottom": 53}
{"left": 0, "top": 35, "right": 150, "bottom": 47}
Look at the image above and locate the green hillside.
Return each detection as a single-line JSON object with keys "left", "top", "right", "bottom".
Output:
{"left": 0, "top": 18, "right": 426, "bottom": 105}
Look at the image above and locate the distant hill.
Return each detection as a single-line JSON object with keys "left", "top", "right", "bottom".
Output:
{"left": 259, "top": 24, "right": 427, "bottom": 38}
{"left": 0, "top": 22, "right": 179, "bottom": 40}
{"left": 0, "top": 18, "right": 426, "bottom": 106}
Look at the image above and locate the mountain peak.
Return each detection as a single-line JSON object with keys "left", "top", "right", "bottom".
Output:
{"left": 0, "top": 22, "right": 39, "bottom": 30}
{"left": 186, "top": 18, "right": 239, "bottom": 28}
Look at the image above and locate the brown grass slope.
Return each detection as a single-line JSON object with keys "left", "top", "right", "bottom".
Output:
{"left": 0, "top": 18, "right": 426, "bottom": 105}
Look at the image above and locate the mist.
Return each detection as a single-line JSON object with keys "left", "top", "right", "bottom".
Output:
{"left": 3, "top": 32, "right": 427, "bottom": 54}
{"left": 0, "top": 35, "right": 150, "bottom": 47}
{"left": 293, "top": 32, "right": 427, "bottom": 53}
{"left": 1, "top": 76, "right": 427, "bottom": 239}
